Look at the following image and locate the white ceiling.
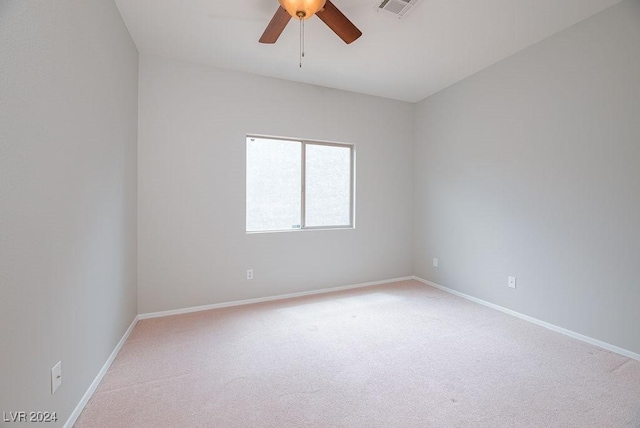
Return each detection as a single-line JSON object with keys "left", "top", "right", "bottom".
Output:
{"left": 114, "top": 0, "right": 622, "bottom": 102}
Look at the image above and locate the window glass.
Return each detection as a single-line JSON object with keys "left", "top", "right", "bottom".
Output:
{"left": 305, "top": 144, "right": 351, "bottom": 227}
{"left": 246, "top": 138, "right": 301, "bottom": 232}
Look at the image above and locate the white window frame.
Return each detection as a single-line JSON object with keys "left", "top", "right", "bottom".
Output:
{"left": 246, "top": 135, "right": 355, "bottom": 233}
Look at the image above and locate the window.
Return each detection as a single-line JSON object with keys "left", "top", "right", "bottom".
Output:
{"left": 246, "top": 136, "right": 354, "bottom": 232}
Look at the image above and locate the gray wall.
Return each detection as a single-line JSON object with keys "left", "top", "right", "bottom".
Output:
{"left": 0, "top": 1, "right": 138, "bottom": 424}
{"left": 413, "top": 0, "right": 640, "bottom": 354}
{"left": 137, "top": 55, "right": 414, "bottom": 314}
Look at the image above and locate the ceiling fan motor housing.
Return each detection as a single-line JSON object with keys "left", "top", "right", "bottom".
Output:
{"left": 278, "top": 0, "right": 327, "bottom": 19}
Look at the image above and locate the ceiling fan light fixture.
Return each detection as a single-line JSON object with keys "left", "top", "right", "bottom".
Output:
{"left": 278, "top": 0, "right": 326, "bottom": 20}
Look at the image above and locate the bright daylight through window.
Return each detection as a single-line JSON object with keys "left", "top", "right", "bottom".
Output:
{"left": 246, "top": 136, "right": 354, "bottom": 232}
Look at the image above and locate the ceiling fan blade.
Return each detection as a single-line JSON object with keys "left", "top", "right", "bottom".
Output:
{"left": 259, "top": 6, "right": 291, "bottom": 44}
{"left": 316, "top": 0, "right": 362, "bottom": 44}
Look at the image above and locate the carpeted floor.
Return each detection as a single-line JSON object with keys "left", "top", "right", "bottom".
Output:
{"left": 75, "top": 280, "right": 640, "bottom": 427}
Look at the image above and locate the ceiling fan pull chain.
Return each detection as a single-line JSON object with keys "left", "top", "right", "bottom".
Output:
{"left": 299, "top": 17, "right": 303, "bottom": 68}
{"left": 302, "top": 18, "right": 305, "bottom": 59}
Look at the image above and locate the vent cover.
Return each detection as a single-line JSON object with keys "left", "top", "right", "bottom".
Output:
{"left": 377, "top": 0, "right": 422, "bottom": 18}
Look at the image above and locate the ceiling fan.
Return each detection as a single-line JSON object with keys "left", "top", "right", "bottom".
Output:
{"left": 259, "top": 0, "right": 362, "bottom": 45}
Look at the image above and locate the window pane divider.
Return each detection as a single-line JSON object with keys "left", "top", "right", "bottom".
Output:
{"left": 300, "top": 141, "right": 306, "bottom": 230}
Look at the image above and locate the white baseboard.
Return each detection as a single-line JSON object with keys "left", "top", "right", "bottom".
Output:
{"left": 139, "top": 276, "right": 414, "bottom": 320}
{"left": 412, "top": 276, "right": 640, "bottom": 362}
{"left": 64, "top": 315, "right": 140, "bottom": 428}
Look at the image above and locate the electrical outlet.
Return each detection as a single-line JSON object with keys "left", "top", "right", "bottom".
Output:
{"left": 433, "top": 258, "right": 438, "bottom": 267}
{"left": 51, "top": 361, "right": 62, "bottom": 394}
{"left": 508, "top": 276, "right": 516, "bottom": 289}
{"left": 247, "top": 269, "right": 253, "bottom": 280}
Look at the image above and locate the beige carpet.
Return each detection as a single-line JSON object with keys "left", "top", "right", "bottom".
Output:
{"left": 75, "top": 280, "right": 640, "bottom": 427}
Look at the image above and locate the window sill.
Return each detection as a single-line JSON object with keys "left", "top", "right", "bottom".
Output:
{"left": 246, "top": 226, "right": 355, "bottom": 235}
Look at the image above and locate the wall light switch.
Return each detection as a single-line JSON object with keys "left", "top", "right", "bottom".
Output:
{"left": 508, "top": 276, "right": 517, "bottom": 289}
{"left": 433, "top": 258, "right": 438, "bottom": 268}
{"left": 247, "top": 269, "right": 253, "bottom": 280}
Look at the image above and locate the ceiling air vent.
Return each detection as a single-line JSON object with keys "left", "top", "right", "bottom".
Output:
{"left": 377, "top": 0, "right": 422, "bottom": 18}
